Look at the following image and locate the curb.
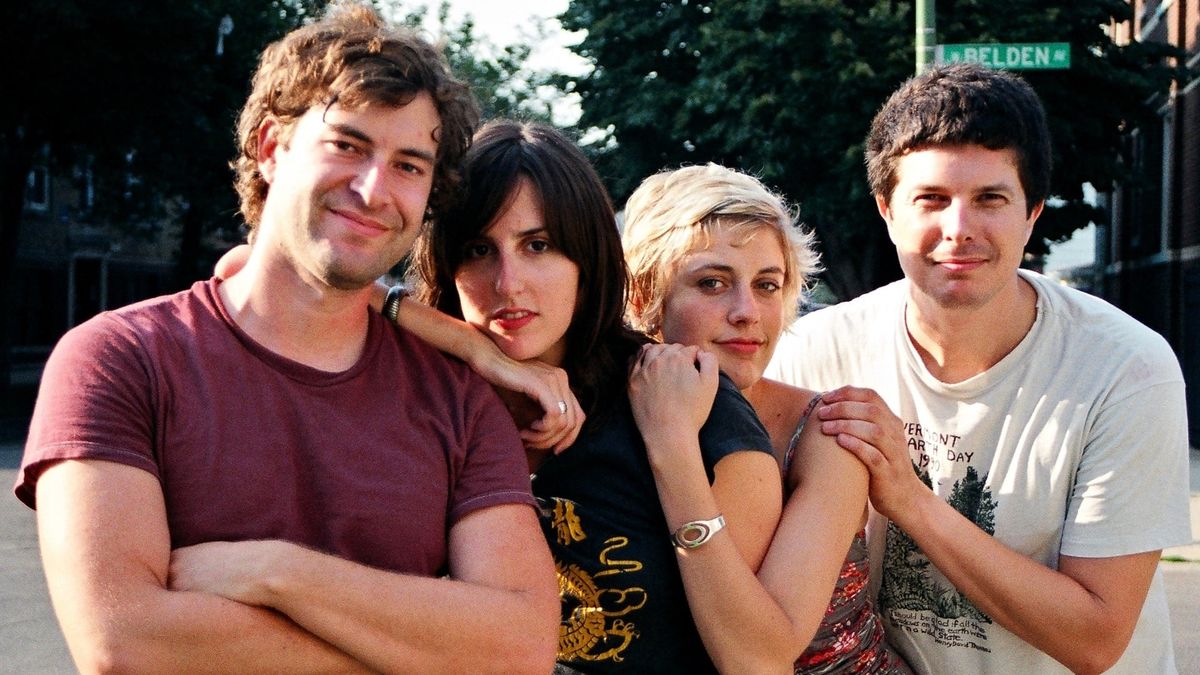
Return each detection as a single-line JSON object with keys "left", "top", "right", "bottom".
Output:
{"left": 1162, "top": 493, "right": 1200, "bottom": 563}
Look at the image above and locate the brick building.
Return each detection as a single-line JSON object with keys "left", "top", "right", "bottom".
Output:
{"left": 1105, "top": 1, "right": 1200, "bottom": 441}
{"left": 9, "top": 154, "right": 181, "bottom": 386}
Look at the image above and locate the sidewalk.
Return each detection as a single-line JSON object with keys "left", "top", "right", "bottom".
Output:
{"left": 1160, "top": 447, "right": 1200, "bottom": 674}
{"left": 1162, "top": 446, "right": 1200, "bottom": 561}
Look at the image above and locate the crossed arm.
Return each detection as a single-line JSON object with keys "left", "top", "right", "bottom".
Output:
{"left": 38, "top": 459, "right": 368, "bottom": 673}
{"left": 38, "top": 459, "right": 559, "bottom": 674}
{"left": 817, "top": 385, "right": 1161, "bottom": 675}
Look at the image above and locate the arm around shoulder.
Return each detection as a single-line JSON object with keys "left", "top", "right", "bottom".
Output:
{"left": 391, "top": 296, "right": 584, "bottom": 452}
{"left": 631, "top": 347, "right": 793, "bottom": 672}
{"left": 818, "top": 384, "right": 1173, "bottom": 673}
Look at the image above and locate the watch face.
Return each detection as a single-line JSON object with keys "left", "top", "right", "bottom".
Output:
{"left": 672, "top": 515, "right": 725, "bottom": 549}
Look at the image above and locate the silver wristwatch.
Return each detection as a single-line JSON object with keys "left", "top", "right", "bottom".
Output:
{"left": 671, "top": 514, "right": 726, "bottom": 550}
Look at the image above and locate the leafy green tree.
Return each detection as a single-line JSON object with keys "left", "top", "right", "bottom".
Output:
{"left": 1, "top": 0, "right": 319, "bottom": 402}
{"left": 393, "top": 2, "right": 557, "bottom": 123}
{"left": 0, "top": 0, "right": 550, "bottom": 401}
{"left": 879, "top": 462, "right": 992, "bottom": 622}
{"left": 560, "top": 0, "right": 1180, "bottom": 300}
{"left": 946, "top": 465, "right": 996, "bottom": 535}
{"left": 436, "top": 9, "right": 557, "bottom": 122}
{"left": 878, "top": 461, "right": 933, "bottom": 612}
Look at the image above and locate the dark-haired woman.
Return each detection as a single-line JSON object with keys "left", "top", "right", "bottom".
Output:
{"left": 406, "top": 120, "right": 783, "bottom": 673}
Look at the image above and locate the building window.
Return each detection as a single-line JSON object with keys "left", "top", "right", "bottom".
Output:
{"left": 74, "top": 159, "right": 95, "bottom": 213}
{"left": 1159, "top": 108, "right": 1172, "bottom": 253}
{"left": 25, "top": 166, "right": 50, "bottom": 212}
{"left": 1124, "top": 114, "right": 1164, "bottom": 258}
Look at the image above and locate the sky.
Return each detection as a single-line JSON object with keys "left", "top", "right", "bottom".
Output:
{"left": 419, "top": 0, "right": 587, "bottom": 123}
{"left": 435, "top": 0, "right": 565, "bottom": 45}
{"left": 428, "top": 0, "right": 585, "bottom": 73}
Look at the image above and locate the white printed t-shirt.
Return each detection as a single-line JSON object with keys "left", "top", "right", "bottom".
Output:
{"left": 767, "top": 269, "right": 1191, "bottom": 674}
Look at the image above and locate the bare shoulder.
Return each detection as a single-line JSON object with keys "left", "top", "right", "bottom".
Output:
{"left": 749, "top": 377, "right": 821, "bottom": 417}
{"left": 746, "top": 377, "right": 824, "bottom": 464}
{"left": 787, "top": 406, "right": 867, "bottom": 494}
{"left": 748, "top": 379, "right": 866, "bottom": 494}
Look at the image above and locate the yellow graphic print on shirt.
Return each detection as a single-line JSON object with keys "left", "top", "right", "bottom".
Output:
{"left": 544, "top": 497, "right": 648, "bottom": 663}
{"left": 550, "top": 497, "right": 587, "bottom": 545}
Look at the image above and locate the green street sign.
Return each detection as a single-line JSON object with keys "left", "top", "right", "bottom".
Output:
{"left": 936, "top": 42, "right": 1071, "bottom": 70}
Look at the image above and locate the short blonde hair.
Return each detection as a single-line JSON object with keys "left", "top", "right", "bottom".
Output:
{"left": 622, "top": 163, "right": 819, "bottom": 335}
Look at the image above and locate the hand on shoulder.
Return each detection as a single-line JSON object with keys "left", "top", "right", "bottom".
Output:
{"left": 629, "top": 343, "right": 719, "bottom": 459}
{"left": 816, "top": 385, "right": 925, "bottom": 520}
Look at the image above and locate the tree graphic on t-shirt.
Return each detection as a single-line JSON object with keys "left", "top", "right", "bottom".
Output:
{"left": 879, "top": 463, "right": 996, "bottom": 623}
{"left": 946, "top": 466, "right": 996, "bottom": 536}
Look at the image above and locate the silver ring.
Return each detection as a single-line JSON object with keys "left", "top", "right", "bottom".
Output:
{"left": 557, "top": 400, "right": 568, "bottom": 415}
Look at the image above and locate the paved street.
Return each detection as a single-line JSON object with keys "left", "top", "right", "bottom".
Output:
{"left": 0, "top": 443, "right": 71, "bottom": 673}
{"left": 1166, "top": 559, "right": 1200, "bottom": 674}
{"left": 1, "top": 442, "right": 1197, "bottom": 673}
{"left": 1162, "top": 447, "right": 1200, "bottom": 674}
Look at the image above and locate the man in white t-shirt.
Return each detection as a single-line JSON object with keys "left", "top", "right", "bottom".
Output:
{"left": 768, "top": 64, "right": 1190, "bottom": 674}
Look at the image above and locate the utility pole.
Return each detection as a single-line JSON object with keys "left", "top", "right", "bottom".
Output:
{"left": 916, "top": 0, "right": 935, "bottom": 74}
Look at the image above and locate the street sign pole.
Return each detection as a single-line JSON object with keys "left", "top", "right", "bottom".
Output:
{"left": 916, "top": 0, "right": 935, "bottom": 74}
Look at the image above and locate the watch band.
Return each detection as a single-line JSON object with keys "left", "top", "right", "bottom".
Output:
{"left": 671, "top": 514, "right": 726, "bottom": 550}
{"left": 382, "top": 283, "right": 409, "bottom": 324}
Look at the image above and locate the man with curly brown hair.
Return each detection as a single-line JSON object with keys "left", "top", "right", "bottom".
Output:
{"left": 14, "top": 4, "right": 558, "bottom": 672}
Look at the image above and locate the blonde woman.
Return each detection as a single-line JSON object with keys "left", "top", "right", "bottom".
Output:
{"left": 623, "top": 164, "right": 911, "bottom": 674}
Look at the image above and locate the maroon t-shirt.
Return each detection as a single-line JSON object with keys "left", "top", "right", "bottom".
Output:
{"left": 16, "top": 279, "right": 534, "bottom": 576}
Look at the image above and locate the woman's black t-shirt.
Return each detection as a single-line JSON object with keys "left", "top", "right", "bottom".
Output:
{"left": 533, "top": 373, "right": 772, "bottom": 674}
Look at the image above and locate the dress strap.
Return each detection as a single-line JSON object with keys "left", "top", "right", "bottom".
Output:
{"left": 783, "top": 392, "right": 824, "bottom": 474}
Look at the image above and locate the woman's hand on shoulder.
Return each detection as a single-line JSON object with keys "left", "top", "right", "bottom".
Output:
{"left": 384, "top": 297, "right": 584, "bottom": 454}
{"left": 513, "top": 360, "right": 584, "bottom": 454}
{"left": 480, "top": 355, "right": 584, "bottom": 454}
{"left": 628, "top": 343, "right": 719, "bottom": 452}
